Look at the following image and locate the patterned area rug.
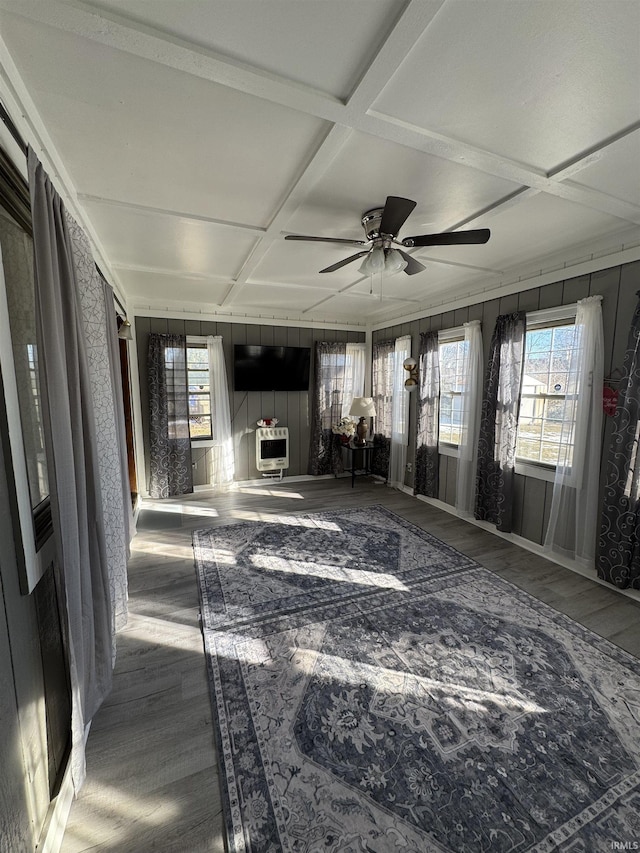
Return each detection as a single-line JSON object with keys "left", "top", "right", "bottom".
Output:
{"left": 193, "top": 506, "right": 640, "bottom": 853}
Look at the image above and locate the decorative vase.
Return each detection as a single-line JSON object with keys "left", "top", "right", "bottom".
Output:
{"left": 355, "top": 417, "right": 368, "bottom": 446}
{"left": 339, "top": 434, "right": 351, "bottom": 446}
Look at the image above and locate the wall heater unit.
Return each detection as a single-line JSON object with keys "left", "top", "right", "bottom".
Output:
{"left": 256, "top": 427, "right": 289, "bottom": 475}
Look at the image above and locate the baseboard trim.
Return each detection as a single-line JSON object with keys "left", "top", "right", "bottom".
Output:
{"left": 404, "top": 487, "right": 640, "bottom": 604}
{"left": 37, "top": 757, "right": 74, "bottom": 853}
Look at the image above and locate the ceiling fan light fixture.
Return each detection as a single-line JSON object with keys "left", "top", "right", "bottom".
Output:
{"left": 384, "top": 249, "right": 408, "bottom": 275}
{"left": 359, "top": 246, "right": 385, "bottom": 275}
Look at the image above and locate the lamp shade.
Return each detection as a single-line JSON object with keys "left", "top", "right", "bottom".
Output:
{"left": 118, "top": 317, "right": 133, "bottom": 340}
{"left": 358, "top": 247, "right": 385, "bottom": 276}
{"left": 384, "top": 249, "right": 408, "bottom": 275}
{"left": 349, "top": 396, "right": 376, "bottom": 418}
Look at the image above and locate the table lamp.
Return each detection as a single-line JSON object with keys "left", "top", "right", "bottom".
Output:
{"left": 349, "top": 397, "right": 376, "bottom": 446}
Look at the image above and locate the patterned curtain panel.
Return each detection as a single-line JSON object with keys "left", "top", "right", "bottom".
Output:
{"left": 414, "top": 331, "right": 440, "bottom": 498}
{"left": 67, "top": 215, "right": 130, "bottom": 636}
{"left": 475, "top": 312, "right": 526, "bottom": 533}
{"left": 29, "top": 147, "right": 113, "bottom": 791}
{"left": 308, "top": 341, "right": 347, "bottom": 475}
{"left": 456, "top": 320, "right": 483, "bottom": 516}
{"left": 148, "top": 333, "right": 193, "bottom": 498}
{"left": 371, "top": 339, "right": 394, "bottom": 477}
{"left": 597, "top": 290, "right": 640, "bottom": 589}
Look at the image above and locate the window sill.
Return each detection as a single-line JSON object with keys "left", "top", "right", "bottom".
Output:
{"left": 191, "top": 439, "right": 216, "bottom": 449}
{"left": 514, "top": 460, "right": 556, "bottom": 483}
{"left": 438, "top": 443, "right": 459, "bottom": 458}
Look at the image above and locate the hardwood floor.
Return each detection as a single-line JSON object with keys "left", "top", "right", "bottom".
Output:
{"left": 60, "top": 478, "right": 640, "bottom": 852}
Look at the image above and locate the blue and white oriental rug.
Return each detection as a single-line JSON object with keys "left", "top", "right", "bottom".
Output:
{"left": 193, "top": 506, "right": 640, "bottom": 853}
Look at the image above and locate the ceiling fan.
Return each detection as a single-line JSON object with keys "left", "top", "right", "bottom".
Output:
{"left": 285, "top": 196, "right": 490, "bottom": 276}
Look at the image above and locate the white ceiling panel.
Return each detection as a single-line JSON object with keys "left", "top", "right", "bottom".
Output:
{"left": 120, "top": 269, "right": 230, "bottom": 306}
{"left": 570, "top": 131, "right": 640, "bottom": 207}
{"left": 283, "top": 131, "right": 523, "bottom": 237}
{"left": 433, "top": 193, "right": 635, "bottom": 274}
{"left": 0, "top": 9, "right": 328, "bottom": 226}
{"left": 373, "top": 0, "right": 640, "bottom": 171}
{"left": 83, "top": 0, "right": 409, "bottom": 99}
{"left": 82, "top": 200, "right": 258, "bottom": 277}
{"left": 1, "top": 0, "right": 638, "bottom": 327}
{"left": 230, "top": 283, "right": 323, "bottom": 313}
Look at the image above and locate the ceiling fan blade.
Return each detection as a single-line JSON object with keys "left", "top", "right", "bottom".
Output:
{"left": 402, "top": 228, "right": 491, "bottom": 248}
{"left": 319, "top": 251, "right": 370, "bottom": 274}
{"left": 397, "top": 250, "right": 426, "bottom": 276}
{"left": 380, "top": 196, "right": 417, "bottom": 236}
{"left": 285, "top": 234, "right": 366, "bottom": 246}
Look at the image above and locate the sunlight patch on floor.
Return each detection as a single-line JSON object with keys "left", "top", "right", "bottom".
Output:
{"left": 228, "top": 509, "right": 342, "bottom": 530}
{"left": 221, "top": 637, "right": 550, "bottom": 718}
{"left": 121, "top": 613, "right": 200, "bottom": 646}
{"left": 212, "top": 548, "right": 236, "bottom": 566}
{"left": 131, "top": 540, "right": 195, "bottom": 559}
{"left": 64, "top": 781, "right": 182, "bottom": 849}
{"left": 235, "top": 486, "right": 305, "bottom": 499}
{"left": 249, "top": 553, "right": 408, "bottom": 590}
{"left": 140, "top": 499, "right": 221, "bottom": 518}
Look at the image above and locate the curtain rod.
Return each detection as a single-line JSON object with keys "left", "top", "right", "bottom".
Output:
{"left": 0, "top": 100, "right": 27, "bottom": 156}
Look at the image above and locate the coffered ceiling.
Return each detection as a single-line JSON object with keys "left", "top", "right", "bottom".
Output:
{"left": 1, "top": 0, "right": 639, "bottom": 328}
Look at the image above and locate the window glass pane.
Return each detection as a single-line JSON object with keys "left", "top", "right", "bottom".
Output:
{"left": 187, "top": 347, "right": 207, "bottom": 368}
{"left": 189, "top": 415, "right": 212, "bottom": 439}
{"left": 516, "top": 322, "right": 577, "bottom": 466}
{"left": 188, "top": 370, "right": 210, "bottom": 393}
{"left": 186, "top": 344, "right": 213, "bottom": 439}
{"left": 0, "top": 209, "right": 50, "bottom": 507}
{"left": 438, "top": 338, "right": 467, "bottom": 446}
{"left": 188, "top": 394, "right": 211, "bottom": 415}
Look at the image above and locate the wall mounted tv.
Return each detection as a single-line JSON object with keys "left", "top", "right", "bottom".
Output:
{"left": 233, "top": 344, "right": 311, "bottom": 392}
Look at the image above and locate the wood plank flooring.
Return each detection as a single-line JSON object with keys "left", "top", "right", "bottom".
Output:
{"left": 60, "top": 478, "right": 640, "bottom": 852}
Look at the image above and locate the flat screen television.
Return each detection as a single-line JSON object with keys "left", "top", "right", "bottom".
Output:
{"left": 233, "top": 344, "right": 311, "bottom": 392}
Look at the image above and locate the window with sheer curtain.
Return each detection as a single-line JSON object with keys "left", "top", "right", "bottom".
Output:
{"left": 308, "top": 341, "right": 365, "bottom": 475}
{"left": 372, "top": 335, "right": 411, "bottom": 485}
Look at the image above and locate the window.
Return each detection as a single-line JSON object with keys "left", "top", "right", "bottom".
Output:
{"left": 316, "top": 342, "right": 366, "bottom": 429}
{"left": 0, "top": 148, "right": 55, "bottom": 592}
{"left": 186, "top": 343, "right": 212, "bottom": 440}
{"left": 438, "top": 336, "right": 467, "bottom": 446}
{"left": 516, "top": 310, "right": 578, "bottom": 468}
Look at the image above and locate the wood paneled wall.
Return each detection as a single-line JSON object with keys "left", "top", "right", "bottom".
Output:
{"left": 372, "top": 260, "right": 640, "bottom": 546}
{"left": 135, "top": 318, "right": 365, "bottom": 488}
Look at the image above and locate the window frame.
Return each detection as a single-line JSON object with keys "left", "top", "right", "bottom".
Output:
{"left": 514, "top": 303, "right": 578, "bottom": 483}
{"left": 0, "top": 144, "right": 55, "bottom": 593}
{"left": 186, "top": 336, "right": 213, "bottom": 445}
{"left": 437, "top": 326, "right": 466, "bottom": 458}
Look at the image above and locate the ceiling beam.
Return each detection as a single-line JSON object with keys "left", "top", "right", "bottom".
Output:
{"left": 7, "top": 0, "right": 640, "bottom": 227}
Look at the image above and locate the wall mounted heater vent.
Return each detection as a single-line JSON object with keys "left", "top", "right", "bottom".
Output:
{"left": 256, "top": 427, "right": 289, "bottom": 473}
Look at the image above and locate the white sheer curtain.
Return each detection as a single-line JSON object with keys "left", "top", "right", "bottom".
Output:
{"left": 341, "top": 342, "right": 366, "bottom": 416}
{"left": 389, "top": 335, "right": 411, "bottom": 488}
{"left": 544, "top": 296, "right": 604, "bottom": 568}
{"left": 456, "top": 320, "right": 483, "bottom": 516}
{"left": 207, "top": 335, "right": 235, "bottom": 488}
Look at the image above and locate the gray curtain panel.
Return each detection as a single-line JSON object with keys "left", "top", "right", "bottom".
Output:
{"left": 308, "top": 341, "right": 347, "bottom": 476}
{"left": 597, "top": 291, "right": 640, "bottom": 589}
{"left": 414, "top": 330, "right": 440, "bottom": 498}
{"left": 371, "top": 339, "right": 394, "bottom": 477}
{"left": 101, "top": 277, "right": 134, "bottom": 561}
{"left": 147, "top": 333, "right": 193, "bottom": 498}
{"left": 67, "top": 217, "right": 130, "bottom": 638}
{"left": 28, "top": 147, "right": 113, "bottom": 792}
{"left": 474, "top": 312, "right": 526, "bottom": 533}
